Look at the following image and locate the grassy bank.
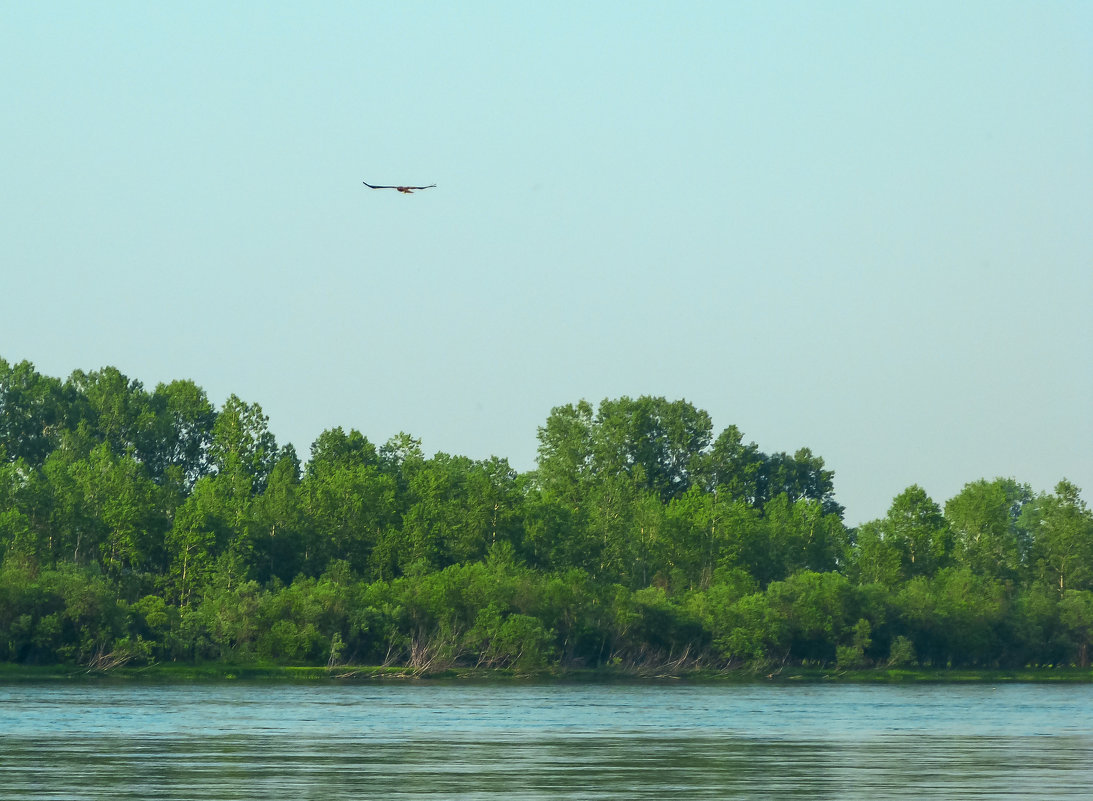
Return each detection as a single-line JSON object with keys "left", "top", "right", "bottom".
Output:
{"left": 1, "top": 662, "right": 1090, "bottom": 684}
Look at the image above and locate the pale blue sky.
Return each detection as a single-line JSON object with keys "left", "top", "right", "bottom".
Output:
{"left": 2, "top": 2, "right": 1090, "bottom": 524}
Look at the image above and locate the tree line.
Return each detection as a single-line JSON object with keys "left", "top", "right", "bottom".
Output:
{"left": 1, "top": 357, "right": 1091, "bottom": 672}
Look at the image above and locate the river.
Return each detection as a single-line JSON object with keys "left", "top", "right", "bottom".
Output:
{"left": 1, "top": 681, "right": 1090, "bottom": 799}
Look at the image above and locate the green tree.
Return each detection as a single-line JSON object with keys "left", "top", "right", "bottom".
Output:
{"left": 165, "top": 476, "right": 230, "bottom": 608}
{"left": 694, "top": 424, "right": 765, "bottom": 504}
{"left": 1024, "top": 480, "right": 1093, "bottom": 593}
{"left": 0, "top": 359, "right": 74, "bottom": 467}
{"left": 1007, "top": 582, "right": 1067, "bottom": 666}
{"left": 664, "top": 488, "right": 764, "bottom": 589}
{"left": 308, "top": 427, "right": 379, "bottom": 474}
{"left": 895, "top": 567, "right": 1007, "bottom": 666}
{"left": 852, "top": 486, "right": 951, "bottom": 585}
{"left": 759, "top": 495, "right": 848, "bottom": 583}
{"left": 852, "top": 520, "right": 904, "bottom": 587}
{"left": 535, "top": 395, "right": 714, "bottom": 507}
{"left": 198, "top": 395, "right": 282, "bottom": 578}
{"left": 209, "top": 394, "right": 279, "bottom": 497}
{"left": 301, "top": 429, "right": 398, "bottom": 578}
{"left": 65, "top": 366, "right": 154, "bottom": 459}
{"left": 766, "top": 570, "right": 858, "bottom": 664}
{"left": 76, "top": 444, "right": 164, "bottom": 583}
{"left": 142, "top": 379, "right": 216, "bottom": 488}
{"left": 945, "top": 478, "right": 1033, "bottom": 582}
{"left": 592, "top": 396, "right": 712, "bottom": 502}
{"left": 399, "top": 454, "right": 523, "bottom": 572}
{"left": 533, "top": 400, "right": 596, "bottom": 508}
{"left": 1059, "top": 590, "right": 1093, "bottom": 667}
{"left": 521, "top": 491, "right": 591, "bottom": 574}
{"left": 761, "top": 448, "right": 844, "bottom": 517}
{"left": 0, "top": 457, "right": 38, "bottom": 559}
{"left": 41, "top": 443, "right": 101, "bottom": 566}
{"left": 525, "top": 403, "right": 596, "bottom": 573}
{"left": 532, "top": 396, "right": 723, "bottom": 582}
{"left": 710, "top": 590, "right": 788, "bottom": 665}
{"left": 882, "top": 485, "right": 951, "bottom": 578}
{"left": 583, "top": 471, "right": 641, "bottom": 585}
{"left": 251, "top": 446, "right": 305, "bottom": 584}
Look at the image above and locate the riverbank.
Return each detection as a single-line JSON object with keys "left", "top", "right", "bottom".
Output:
{"left": 1, "top": 663, "right": 1090, "bottom": 684}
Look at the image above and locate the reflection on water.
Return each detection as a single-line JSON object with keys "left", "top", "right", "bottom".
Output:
{"left": 1, "top": 683, "right": 1091, "bottom": 800}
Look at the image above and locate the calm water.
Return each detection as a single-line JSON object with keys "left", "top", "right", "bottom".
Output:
{"left": 1, "top": 682, "right": 1091, "bottom": 799}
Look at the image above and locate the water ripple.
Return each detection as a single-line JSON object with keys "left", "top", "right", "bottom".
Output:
{"left": 1, "top": 683, "right": 1090, "bottom": 799}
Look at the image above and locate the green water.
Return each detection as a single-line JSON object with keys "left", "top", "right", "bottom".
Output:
{"left": 1, "top": 683, "right": 1090, "bottom": 799}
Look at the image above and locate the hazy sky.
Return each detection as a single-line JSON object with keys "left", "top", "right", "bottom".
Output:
{"left": 2, "top": 2, "right": 1090, "bottom": 524}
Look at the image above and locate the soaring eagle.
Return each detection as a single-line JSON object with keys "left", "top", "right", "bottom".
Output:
{"left": 362, "top": 181, "right": 436, "bottom": 194}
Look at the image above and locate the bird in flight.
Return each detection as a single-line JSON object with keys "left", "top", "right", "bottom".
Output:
{"left": 362, "top": 181, "right": 436, "bottom": 194}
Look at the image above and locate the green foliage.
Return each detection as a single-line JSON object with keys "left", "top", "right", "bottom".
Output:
{"left": 0, "top": 359, "right": 73, "bottom": 467}
{"left": 945, "top": 478, "right": 1033, "bottom": 581}
{"left": 895, "top": 567, "right": 1008, "bottom": 666}
{"left": 1024, "top": 480, "right": 1093, "bottom": 593}
{"left": 1059, "top": 590, "right": 1093, "bottom": 667}
{"left": 887, "top": 635, "right": 916, "bottom": 667}
{"left": 0, "top": 355, "right": 1088, "bottom": 672}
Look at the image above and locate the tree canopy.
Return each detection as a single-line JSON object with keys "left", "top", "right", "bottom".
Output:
{"left": 1, "top": 357, "right": 1090, "bottom": 671}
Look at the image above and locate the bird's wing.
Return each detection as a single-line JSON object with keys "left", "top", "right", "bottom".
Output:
{"left": 363, "top": 181, "right": 436, "bottom": 190}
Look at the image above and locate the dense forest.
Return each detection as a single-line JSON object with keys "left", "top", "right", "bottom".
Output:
{"left": 1, "top": 357, "right": 1091, "bottom": 673}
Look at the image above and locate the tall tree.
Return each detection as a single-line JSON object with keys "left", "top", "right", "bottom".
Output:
{"left": 65, "top": 366, "right": 152, "bottom": 458}
{"left": 536, "top": 396, "right": 714, "bottom": 504}
{"left": 945, "top": 478, "right": 1033, "bottom": 582}
{"left": 852, "top": 520, "right": 904, "bottom": 587}
{"left": 0, "top": 359, "right": 73, "bottom": 467}
{"left": 399, "top": 454, "right": 523, "bottom": 572}
{"left": 534, "top": 400, "right": 596, "bottom": 506}
{"left": 1024, "top": 480, "right": 1093, "bottom": 593}
{"left": 592, "top": 396, "right": 712, "bottom": 502}
{"left": 209, "top": 394, "right": 278, "bottom": 499}
{"left": 761, "top": 448, "right": 844, "bottom": 517}
{"left": 143, "top": 379, "right": 216, "bottom": 488}
{"left": 41, "top": 442, "right": 98, "bottom": 566}
{"left": 853, "top": 486, "right": 951, "bottom": 585}
{"left": 165, "top": 476, "right": 230, "bottom": 608}
{"left": 759, "top": 495, "right": 848, "bottom": 583}
{"left": 76, "top": 444, "right": 163, "bottom": 581}
{"left": 0, "top": 457, "right": 36, "bottom": 558}
{"left": 527, "top": 401, "right": 597, "bottom": 572}
{"left": 664, "top": 487, "right": 764, "bottom": 589}
{"left": 307, "top": 427, "right": 379, "bottom": 476}
{"left": 882, "top": 485, "right": 951, "bottom": 577}
{"left": 694, "top": 424, "right": 765, "bottom": 504}
{"left": 300, "top": 429, "right": 398, "bottom": 578}
{"left": 251, "top": 445, "right": 305, "bottom": 584}
{"left": 583, "top": 471, "right": 641, "bottom": 585}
